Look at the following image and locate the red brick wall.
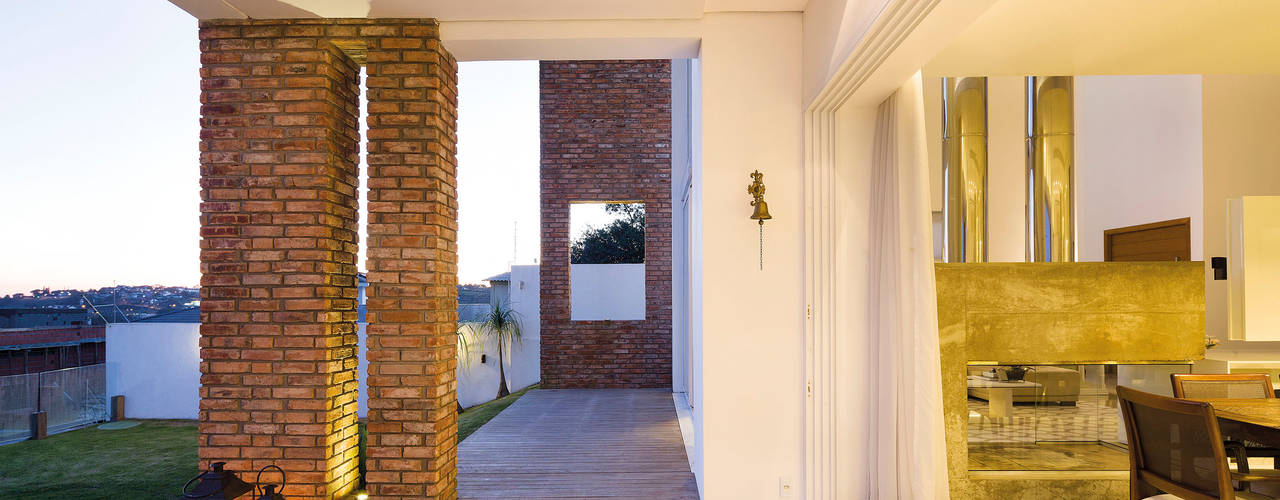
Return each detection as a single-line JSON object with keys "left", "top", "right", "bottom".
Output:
{"left": 198, "top": 19, "right": 457, "bottom": 500}
{"left": 539, "top": 60, "right": 673, "bottom": 389}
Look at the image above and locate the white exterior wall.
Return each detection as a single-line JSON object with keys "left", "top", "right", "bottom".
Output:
{"left": 357, "top": 323, "right": 368, "bottom": 418}
{"left": 114, "top": 265, "right": 532, "bottom": 418}
{"left": 687, "top": 55, "right": 706, "bottom": 492}
{"left": 105, "top": 322, "right": 200, "bottom": 420}
{"left": 504, "top": 265, "right": 541, "bottom": 394}
{"left": 569, "top": 264, "right": 646, "bottom": 321}
{"left": 454, "top": 324, "right": 539, "bottom": 408}
{"left": 415, "top": 264, "right": 540, "bottom": 411}
{"left": 699, "top": 12, "right": 804, "bottom": 499}
{"left": 1076, "top": 75, "right": 1204, "bottom": 262}
{"left": 671, "top": 58, "right": 694, "bottom": 398}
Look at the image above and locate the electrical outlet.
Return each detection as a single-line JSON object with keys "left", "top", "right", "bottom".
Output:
{"left": 779, "top": 476, "right": 794, "bottom": 497}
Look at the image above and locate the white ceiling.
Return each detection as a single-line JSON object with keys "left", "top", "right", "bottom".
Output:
{"left": 170, "top": 0, "right": 809, "bottom": 20}
{"left": 925, "top": 0, "right": 1280, "bottom": 77}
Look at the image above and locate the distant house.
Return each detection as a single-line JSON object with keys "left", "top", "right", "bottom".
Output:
{"left": 0, "top": 325, "right": 105, "bottom": 376}
{"left": 484, "top": 272, "right": 510, "bottom": 307}
{"left": 134, "top": 307, "right": 200, "bottom": 324}
{"left": 0, "top": 308, "right": 91, "bottom": 329}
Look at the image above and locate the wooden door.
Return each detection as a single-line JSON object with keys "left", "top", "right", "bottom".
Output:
{"left": 1103, "top": 217, "right": 1191, "bottom": 262}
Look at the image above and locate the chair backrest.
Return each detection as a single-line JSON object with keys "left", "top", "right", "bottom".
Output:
{"left": 1118, "top": 386, "right": 1234, "bottom": 500}
{"left": 1171, "top": 373, "right": 1275, "bottom": 399}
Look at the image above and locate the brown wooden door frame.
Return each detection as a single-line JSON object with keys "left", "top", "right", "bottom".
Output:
{"left": 1103, "top": 217, "right": 1192, "bottom": 262}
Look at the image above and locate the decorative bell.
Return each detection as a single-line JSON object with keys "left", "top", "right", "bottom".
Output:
{"left": 750, "top": 199, "right": 772, "bottom": 222}
{"left": 747, "top": 170, "right": 772, "bottom": 225}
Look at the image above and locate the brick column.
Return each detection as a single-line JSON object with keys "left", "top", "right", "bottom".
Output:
{"left": 363, "top": 23, "right": 461, "bottom": 500}
{"left": 198, "top": 19, "right": 457, "bottom": 500}
{"left": 198, "top": 21, "right": 362, "bottom": 499}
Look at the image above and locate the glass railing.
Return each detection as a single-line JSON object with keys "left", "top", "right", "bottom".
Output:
{"left": 0, "top": 364, "right": 107, "bottom": 445}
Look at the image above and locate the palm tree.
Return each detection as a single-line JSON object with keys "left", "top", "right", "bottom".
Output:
{"left": 472, "top": 303, "right": 524, "bottom": 398}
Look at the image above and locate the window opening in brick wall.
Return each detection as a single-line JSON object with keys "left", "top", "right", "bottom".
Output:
{"left": 570, "top": 202, "right": 646, "bottom": 320}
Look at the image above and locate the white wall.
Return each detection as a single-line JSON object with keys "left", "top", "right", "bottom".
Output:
{"left": 454, "top": 324, "right": 540, "bottom": 408}
{"left": 1203, "top": 75, "right": 1280, "bottom": 347}
{"left": 687, "top": 55, "right": 706, "bottom": 493}
{"left": 454, "top": 327, "right": 500, "bottom": 409}
{"left": 111, "top": 310, "right": 541, "bottom": 421}
{"left": 105, "top": 323, "right": 200, "bottom": 419}
{"left": 987, "top": 76, "right": 1027, "bottom": 262}
{"left": 455, "top": 265, "right": 540, "bottom": 410}
{"left": 504, "top": 265, "right": 541, "bottom": 393}
{"left": 1076, "top": 75, "right": 1204, "bottom": 262}
{"left": 357, "top": 323, "right": 368, "bottom": 418}
{"left": 832, "top": 101, "right": 876, "bottom": 499}
{"left": 671, "top": 58, "right": 695, "bottom": 397}
{"left": 569, "top": 264, "right": 646, "bottom": 321}
{"left": 801, "top": 0, "right": 892, "bottom": 104}
{"left": 700, "top": 12, "right": 804, "bottom": 499}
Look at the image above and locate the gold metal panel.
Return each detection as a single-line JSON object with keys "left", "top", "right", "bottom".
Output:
{"left": 1029, "top": 76, "right": 1075, "bottom": 262}
{"left": 940, "top": 262, "right": 1205, "bottom": 364}
{"left": 967, "top": 312, "right": 1203, "bottom": 363}
{"left": 935, "top": 262, "right": 1205, "bottom": 498}
{"left": 957, "top": 477, "right": 1126, "bottom": 499}
{"left": 960, "top": 262, "right": 1204, "bottom": 314}
{"left": 943, "top": 77, "right": 988, "bottom": 262}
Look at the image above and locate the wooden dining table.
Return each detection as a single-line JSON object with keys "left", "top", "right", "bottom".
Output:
{"left": 1198, "top": 399, "right": 1280, "bottom": 446}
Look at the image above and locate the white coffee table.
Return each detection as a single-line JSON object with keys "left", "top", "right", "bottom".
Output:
{"left": 967, "top": 376, "right": 1042, "bottom": 422}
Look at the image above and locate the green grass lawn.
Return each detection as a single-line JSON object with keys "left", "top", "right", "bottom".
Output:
{"left": 0, "top": 420, "right": 197, "bottom": 500}
{"left": 0, "top": 388, "right": 534, "bottom": 499}
{"left": 458, "top": 384, "right": 535, "bottom": 442}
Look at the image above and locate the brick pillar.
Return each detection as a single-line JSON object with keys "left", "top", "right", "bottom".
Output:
{"left": 198, "top": 21, "right": 361, "bottom": 500}
{"left": 363, "top": 23, "right": 461, "bottom": 500}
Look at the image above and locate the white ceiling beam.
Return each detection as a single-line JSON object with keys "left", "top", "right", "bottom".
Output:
{"left": 441, "top": 19, "right": 701, "bottom": 61}
{"left": 168, "top": 0, "right": 246, "bottom": 19}
{"left": 169, "top": 0, "right": 806, "bottom": 20}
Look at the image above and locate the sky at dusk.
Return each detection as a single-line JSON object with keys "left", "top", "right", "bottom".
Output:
{"left": 0, "top": 0, "right": 556, "bottom": 295}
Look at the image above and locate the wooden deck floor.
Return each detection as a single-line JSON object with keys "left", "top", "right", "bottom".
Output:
{"left": 457, "top": 389, "right": 700, "bottom": 499}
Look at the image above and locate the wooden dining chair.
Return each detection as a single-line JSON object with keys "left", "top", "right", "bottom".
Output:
{"left": 1118, "top": 386, "right": 1280, "bottom": 499}
{"left": 1172, "top": 373, "right": 1280, "bottom": 470}
{"left": 1172, "top": 374, "right": 1276, "bottom": 399}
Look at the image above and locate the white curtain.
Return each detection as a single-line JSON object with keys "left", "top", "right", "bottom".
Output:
{"left": 865, "top": 71, "right": 950, "bottom": 499}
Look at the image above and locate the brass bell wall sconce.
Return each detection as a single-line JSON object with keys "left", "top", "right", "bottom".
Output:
{"left": 748, "top": 170, "right": 772, "bottom": 269}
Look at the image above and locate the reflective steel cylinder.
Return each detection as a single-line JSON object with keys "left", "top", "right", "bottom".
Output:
{"left": 1027, "top": 76, "right": 1075, "bottom": 262}
{"left": 942, "top": 77, "right": 988, "bottom": 263}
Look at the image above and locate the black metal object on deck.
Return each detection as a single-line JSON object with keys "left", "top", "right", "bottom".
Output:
{"left": 181, "top": 462, "right": 254, "bottom": 500}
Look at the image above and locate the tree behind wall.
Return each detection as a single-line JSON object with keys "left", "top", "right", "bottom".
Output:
{"left": 570, "top": 203, "right": 645, "bottom": 264}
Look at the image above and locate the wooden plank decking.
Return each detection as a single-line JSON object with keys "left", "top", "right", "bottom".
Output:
{"left": 457, "top": 389, "right": 700, "bottom": 499}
